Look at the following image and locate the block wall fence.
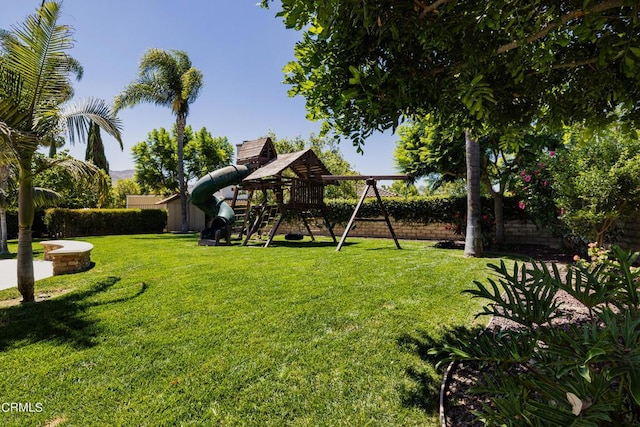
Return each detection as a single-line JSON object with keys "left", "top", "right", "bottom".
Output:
{"left": 278, "top": 217, "right": 640, "bottom": 253}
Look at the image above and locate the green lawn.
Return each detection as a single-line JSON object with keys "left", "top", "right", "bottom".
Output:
{"left": 0, "top": 234, "right": 500, "bottom": 426}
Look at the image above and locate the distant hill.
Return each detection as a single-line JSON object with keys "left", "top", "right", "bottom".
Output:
{"left": 110, "top": 169, "right": 135, "bottom": 183}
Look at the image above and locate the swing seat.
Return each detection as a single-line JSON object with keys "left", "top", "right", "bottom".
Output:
{"left": 284, "top": 233, "right": 304, "bottom": 241}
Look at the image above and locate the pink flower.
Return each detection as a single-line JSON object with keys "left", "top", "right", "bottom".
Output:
{"left": 549, "top": 151, "right": 556, "bottom": 157}
{"left": 573, "top": 255, "right": 581, "bottom": 262}
{"left": 534, "top": 170, "right": 540, "bottom": 175}
{"left": 543, "top": 180, "right": 548, "bottom": 187}
{"left": 518, "top": 201, "right": 526, "bottom": 210}
{"left": 520, "top": 170, "right": 526, "bottom": 177}
{"left": 560, "top": 208, "right": 565, "bottom": 216}
{"left": 524, "top": 175, "right": 532, "bottom": 182}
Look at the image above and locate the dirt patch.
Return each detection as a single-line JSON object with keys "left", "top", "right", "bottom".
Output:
{"left": 0, "top": 288, "right": 74, "bottom": 308}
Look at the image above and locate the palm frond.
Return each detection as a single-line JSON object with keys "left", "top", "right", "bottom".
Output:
{"left": 3, "top": 2, "right": 79, "bottom": 123}
{"left": 61, "top": 97, "right": 123, "bottom": 148}
{"left": 32, "top": 186, "right": 61, "bottom": 208}
{"left": 181, "top": 68, "right": 204, "bottom": 105}
{"left": 113, "top": 82, "right": 169, "bottom": 112}
{"left": 36, "top": 155, "right": 111, "bottom": 206}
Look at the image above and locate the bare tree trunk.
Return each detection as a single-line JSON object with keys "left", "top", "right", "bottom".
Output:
{"left": 464, "top": 130, "right": 483, "bottom": 257}
{"left": 0, "top": 164, "right": 9, "bottom": 254}
{"left": 0, "top": 208, "right": 8, "bottom": 254}
{"left": 17, "top": 153, "right": 35, "bottom": 303}
{"left": 493, "top": 191, "right": 505, "bottom": 245}
{"left": 176, "top": 114, "right": 189, "bottom": 233}
{"left": 481, "top": 174, "right": 505, "bottom": 246}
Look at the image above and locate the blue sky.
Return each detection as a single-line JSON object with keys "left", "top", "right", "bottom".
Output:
{"left": 1, "top": 1, "right": 399, "bottom": 176}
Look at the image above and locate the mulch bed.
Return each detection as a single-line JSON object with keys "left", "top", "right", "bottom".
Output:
{"left": 440, "top": 243, "right": 585, "bottom": 427}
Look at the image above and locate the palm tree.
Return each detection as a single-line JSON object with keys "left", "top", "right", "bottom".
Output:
{"left": 0, "top": 1, "right": 122, "bottom": 302}
{"left": 114, "top": 49, "right": 203, "bottom": 233}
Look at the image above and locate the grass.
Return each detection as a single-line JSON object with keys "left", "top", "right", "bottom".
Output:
{"left": 0, "top": 234, "right": 502, "bottom": 426}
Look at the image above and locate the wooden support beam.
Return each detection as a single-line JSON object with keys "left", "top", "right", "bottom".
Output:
{"left": 322, "top": 175, "right": 411, "bottom": 181}
{"left": 336, "top": 178, "right": 401, "bottom": 251}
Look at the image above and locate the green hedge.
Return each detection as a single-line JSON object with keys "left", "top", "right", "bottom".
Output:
{"left": 44, "top": 208, "right": 167, "bottom": 237}
{"left": 325, "top": 195, "right": 527, "bottom": 225}
{"left": 4, "top": 210, "right": 48, "bottom": 239}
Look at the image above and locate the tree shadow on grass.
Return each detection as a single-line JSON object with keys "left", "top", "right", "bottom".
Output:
{"left": 396, "top": 325, "right": 482, "bottom": 413}
{"left": 0, "top": 277, "right": 147, "bottom": 351}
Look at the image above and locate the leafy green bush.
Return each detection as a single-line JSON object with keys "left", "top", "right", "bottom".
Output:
{"left": 325, "top": 195, "right": 525, "bottom": 226}
{"left": 435, "top": 246, "right": 640, "bottom": 425}
{"left": 44, "top": 208, "right": 167, "bottom": 237}
{"left": 5, "top": 210, "right": 47, "bottom": 239}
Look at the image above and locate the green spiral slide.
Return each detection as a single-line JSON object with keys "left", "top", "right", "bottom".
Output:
{"left": 190, "top": 164, "right": 251, "bottom": 238}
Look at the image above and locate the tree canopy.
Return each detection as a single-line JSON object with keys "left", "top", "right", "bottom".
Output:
{"left": 263, "top": 0, "right": 640, "bottom": 256}
{"left": 264, "top": 0, "right": 640, "bottom": 142}
{"left": 132, "top": 125, "right": 233, "bottom": 196}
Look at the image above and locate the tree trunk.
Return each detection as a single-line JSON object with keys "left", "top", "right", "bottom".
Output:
{"left": 464, "top": 130, "right": 483, "bottom": 257}
{"left": 17, "top": 152, "right": 35, "bottom": 303}
{"left": 493, "top": 191, "right": 505, "bottom": 246}
{"left": 480, "top": 173, "right": 505, "bottom": 246}
{"left": 176, "top": 114, "right": 189, "bottom": 233}
{"left": 0, "top": 164, "right": 9, "bottom": 254}
{"left": 0, "top": 208, "right": 8, "bottom": 254}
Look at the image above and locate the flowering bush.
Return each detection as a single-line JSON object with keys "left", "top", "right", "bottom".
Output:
{"left": 513, "top": 151, "right": 564, "bottom": 236}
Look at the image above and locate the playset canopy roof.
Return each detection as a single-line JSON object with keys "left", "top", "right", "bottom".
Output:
{"left": 243, "top": 148, "right": 333, "bottom": 183}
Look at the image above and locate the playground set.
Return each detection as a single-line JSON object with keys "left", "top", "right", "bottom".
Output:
{"left": 190, "top": 137, "right": 409, "bottom": 250}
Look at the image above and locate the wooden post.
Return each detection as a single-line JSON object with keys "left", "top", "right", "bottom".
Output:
{"left": 336, "top": 180, "right": 370, "bottom": 251}
{"left": 371, "top": 180, "right": 401, "bottom": 249}
{"left": 332, "top": 176, "right": 407, "bottom": 251}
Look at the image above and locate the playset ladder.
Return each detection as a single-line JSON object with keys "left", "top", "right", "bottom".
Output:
{"left": 242, "top": 204, "right": 280, "bottom": 246}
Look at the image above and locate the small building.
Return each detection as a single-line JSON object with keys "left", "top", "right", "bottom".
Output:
{"left": 126, "top": 194, "right": 206, "bottom": 232}
{"left": 126, "top": 195, "right": 165, "bottom": 209}
{"left": 156, "top": 194, "right": 206, "bottom": 232}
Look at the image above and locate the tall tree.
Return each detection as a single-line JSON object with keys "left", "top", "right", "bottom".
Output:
{"left": 86, "top": 121, "right": 109, "bottom": 173}
{"left": 114, "top": 49, "right": 203, "bottom": 233}
{"left": 131, "top": 125, "right": 232, "bottom": 196}
{"left": 263, "top": 0, "right": 640, "bottom": 256}
{"left": 395, "top": 116, "right": 557, "bottom": 244}
{"left": 0, "top": 1, "right": 122, "bottom": 302}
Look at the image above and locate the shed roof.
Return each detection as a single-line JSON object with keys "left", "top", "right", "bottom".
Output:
{"left": 243, "top": 149, "right": 332, "bottom": 182}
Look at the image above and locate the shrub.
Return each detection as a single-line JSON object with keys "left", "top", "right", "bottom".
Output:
{"left": 434, "top": 246, "right": 640, "bottom": 425}
{"left": 325, "top": 195, "right": 524, "bottom": 226}
{"left": 44, "top": 208, "right": 167, "bottom": 237}
{"left": 5, "top": 210, "right": 47, "bottom": 239}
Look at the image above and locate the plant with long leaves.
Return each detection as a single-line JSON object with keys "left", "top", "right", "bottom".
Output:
{"left": 434, "top": 247, "right": 640, "bottom": 425}
{"left": 0, "top": 1, "right": 122, "bottom": 302}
